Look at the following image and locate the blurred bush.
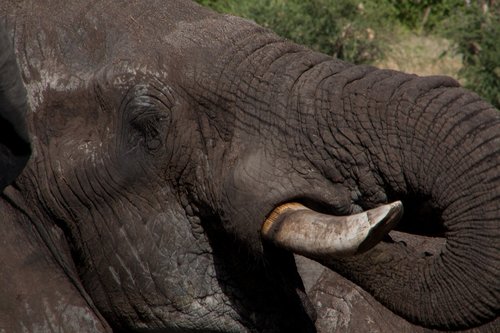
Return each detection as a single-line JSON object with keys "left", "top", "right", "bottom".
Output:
{"left": 388, "top": 0, "right": 466, "bottom": 32}
{"left": 442, "top": 2, "right": 499, "bottom": 108}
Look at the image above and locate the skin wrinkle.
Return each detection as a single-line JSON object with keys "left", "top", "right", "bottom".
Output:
{"left": 442, "top": 172, "right": 495, "bottom": 223}
{"left": 397, "top": 80, "right": 460, "bottom": 190}
{"left": 338, "top": 96, "right": 365, "bottom": 167}
{"left": 185, "top": 29, "right": 283, "bottom": 118}
{"left": 315, "top": 71, "right": 353, "bottom": 183}
{"left": 431, "top": 111, "right": 498, "bottom": 207}
{"left": 94, "top": 199, "right": 167, "bottom": 327}
{"left": 103, "top": 160, "right": 158, "bottom": 214}
{"left": 457, "top": 111, "right": 500, "bottom": 151}
{"left": 430, "top": 266, "right": 449, "bottom": 324}
{"left": 83, "top": 168, "right": 124, "bottom": 233}
{"left": 237, "top": 48, "right": 299, "bottom": 125}
{"left": 111, "top": 212, "right": 173, "bottom": 324}
{"left": 292, "top": 60, "right": 336, "bottom": 168}
{"left": 65, "top": 189, "right": 118, "bottom": 324}
{"left": 82, "top": 161, "right": 109, "bottom": 211}
{"left": 365, "top": 72, "right": 410, "bottom": 185}
{"left": 446, "top": 193, "right": 498, "bottom": 229}
{"left": 449, "top": 200, "right": 492, "bottom": 320}
{"left": 110, "top": 252, "right": 158, "bottom": 325}
{"left": 211, "top": 26, "right": 272, "bottom": 78}
{"left": 380, "top": 77, "right": 412, "bottom": 177}
{"left": 312, "top": 65, "right": 347, "bottom": 172}
{"left": 439, "top": 104, "right": 497, "bottom": 163}
{"left": 444, "top": 246, "right": 475, "bottom": 298}
{"left": 70, "top": 176, "right": 126, "bottom": 306}
{"left": 376, "top": 77, "right": 420, "bottom": 188}
{"left": 318, "top": 72, "right": 367, "bottom": 182}
{"left": 42, "top": 148, "right": 71, "bottom": 220}
{"left": 417, "top": 91, "right": 460, "bottom": 192}
{"left": 411, "top": 89, "right": 450, "bottom": 192}
{"left": 348, "top": 79, "right": 389, "bottom": 200}
{"left": 101, "top": 157, "right": 143, "bottom": 204}
{"left": 218, "top": 37, "right": 288, "bottom": 103}
{"left": 451, "top": 246, "right": 499, "bottom": 299}
{"left": 415, "top": 255, "right": 428, "bottom": 324}
{"left": 131, "top": 251, "right": 173, "bottom": 328}
{"left": 54, "top": 168, "right": 92, "bottom": 226}
{"left": 395, "top": 79, "right": 421, "bottom": 180}
{"left": 445, "top": 244, "right": 486, "bottom": 306}
{"left": 61, "top": 136, "right": 150, "bottom": 323}
{"left": 163, "top": 119, "right": 187, "bottom": 174}
{"left": 440, "top": 250, "right": 477, "bottom": 322}
{"left": 228, "top": 50, "right": 308, "bottom": 142}
{"left": 184, "top": 83, "right": 236, "bottom": 159}
{"left": 441, "top": 257, "right": 473, "bottom": 324}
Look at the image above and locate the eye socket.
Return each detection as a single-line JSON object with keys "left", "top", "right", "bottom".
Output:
{"left": 130, "top": 102, "right": 166, "bottom": 151}
{"left": 124, "top": 84, "right": 175, "bottom": 154}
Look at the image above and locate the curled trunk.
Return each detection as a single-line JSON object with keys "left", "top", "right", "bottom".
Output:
{"left": 210, "top": 31, "right": 499, "bottom": 327}
{"left": 310, "top": 66, "right": 500, "bottom": 329}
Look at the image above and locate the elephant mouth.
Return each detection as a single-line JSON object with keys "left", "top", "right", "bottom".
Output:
{"left": 261, "top": 201, "right": 404, "bottom": 260}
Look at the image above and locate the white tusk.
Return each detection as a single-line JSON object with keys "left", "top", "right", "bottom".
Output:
{"left": 261, "top": 201, "right": 403, "bottom": 259}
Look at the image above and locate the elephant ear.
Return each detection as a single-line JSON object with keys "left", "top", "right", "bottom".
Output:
{"left": 0, "top": 21, "right": 31, "bottom": 192}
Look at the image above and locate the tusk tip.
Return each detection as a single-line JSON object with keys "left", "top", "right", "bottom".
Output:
{"left": 356, "top": 200, "right": 404, "bottom": 254}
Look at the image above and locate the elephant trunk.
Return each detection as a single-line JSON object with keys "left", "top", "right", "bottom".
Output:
{"left": 300, "top": 65, "right": 499, "bottom": 329}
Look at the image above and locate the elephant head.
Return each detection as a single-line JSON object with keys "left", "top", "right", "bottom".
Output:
{"left": 0, "top": 0, "right": 498, "bottom": 332}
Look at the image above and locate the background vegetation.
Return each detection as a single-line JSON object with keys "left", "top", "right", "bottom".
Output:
{"left": 195, "top": 0, "right": 499, "bottom": 108}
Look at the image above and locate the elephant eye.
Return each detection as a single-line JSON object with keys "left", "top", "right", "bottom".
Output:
{"left": 124, "top": 84, "right": 173, "bottom": 153}
{"left": 130, "top": 102, "right": 167, "bottom": 151}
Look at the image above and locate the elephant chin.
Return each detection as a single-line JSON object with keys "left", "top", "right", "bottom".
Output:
{"left": 261, "top": 201, "right": 403, "bottom": 259}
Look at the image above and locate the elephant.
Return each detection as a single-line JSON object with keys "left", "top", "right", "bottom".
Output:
{"left": 0, "top": 0, "right": 499, "bottom": 332}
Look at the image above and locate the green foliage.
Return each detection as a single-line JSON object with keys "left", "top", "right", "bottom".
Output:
{"left": 388, "top": 0, "right": 466, "bottom": 32}
{"left": 195, "top": 0, "right": 396, "bottom": 64}
{"left": 443, "top": 3, "right": 500, "bottom": 108}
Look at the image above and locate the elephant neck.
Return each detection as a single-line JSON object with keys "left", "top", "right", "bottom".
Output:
{"left": 0, "top": 186, "right": 112, "bottom": 331}
{"left": 1, "top": 185, "right": 75, "bottom": 276}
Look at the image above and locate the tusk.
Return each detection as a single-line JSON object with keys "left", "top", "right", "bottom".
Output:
{"left": 261, "top": 201, "right": 403, "bottom": 259}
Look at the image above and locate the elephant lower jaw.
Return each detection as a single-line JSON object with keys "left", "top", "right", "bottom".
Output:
{"left": 261, "top": 201, "right": 403, "bottom": 261}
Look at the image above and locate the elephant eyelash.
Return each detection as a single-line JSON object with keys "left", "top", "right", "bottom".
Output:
{"left": 131, "top": 111, "right": 166, "bottom": 136}
{"left": 128, "top": 96, "right": 170, "bottom": 152}
{"left": 121, "top": 83, "right": 176, "bottom": 154}
{"left": 129, "top": 93, "right": 167, "bottom": 124}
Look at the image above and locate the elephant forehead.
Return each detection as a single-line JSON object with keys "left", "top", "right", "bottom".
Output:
{"left": 12, "top": 0, "right": 219, "bottom": 72}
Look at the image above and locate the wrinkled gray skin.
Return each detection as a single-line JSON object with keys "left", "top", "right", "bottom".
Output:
{"left": 0, "top": 0, "right": 499, "bottom": 332}
{"left": 297, "top": 233, "right": 500, "bottom": 333}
